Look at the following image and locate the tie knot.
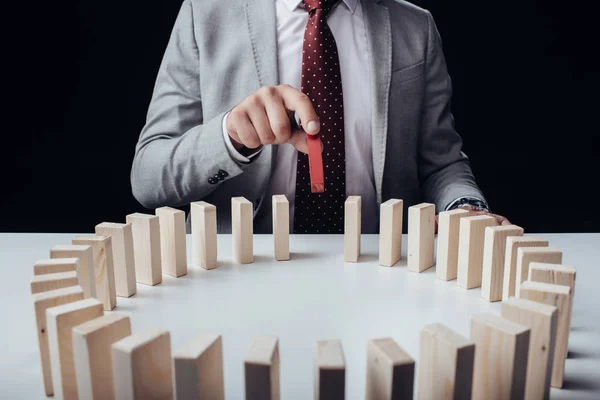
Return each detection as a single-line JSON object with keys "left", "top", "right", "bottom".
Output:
{"left": 303, "top": 0, "right": 339, "bottom": 14}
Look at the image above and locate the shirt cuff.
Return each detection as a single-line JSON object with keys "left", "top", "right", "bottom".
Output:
{"left": 445, "top": 196, "right": 491, "bottom": 212}
{"left": 222, "top": 112, "right": 263, "bottom": 163}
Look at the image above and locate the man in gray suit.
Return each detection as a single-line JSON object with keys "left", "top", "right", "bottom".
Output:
{"left": 131, "top": 0, "right": 509, "bottom": 233}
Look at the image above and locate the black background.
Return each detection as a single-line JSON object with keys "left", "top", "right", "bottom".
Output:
{"left": 4, "top": 0, "right": 598, "bottom": 233}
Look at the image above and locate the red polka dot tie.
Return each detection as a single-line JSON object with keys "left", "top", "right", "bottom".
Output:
{"left": 294, "top": 0, "right": 346, "bottom": 234}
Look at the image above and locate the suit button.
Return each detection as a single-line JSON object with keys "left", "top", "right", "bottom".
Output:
{"left": 217, "top": 170, "right": 229, "bottom": 178}
{"left": 208, "top": 177, "right": 218, "bottom": 184}
{"left": 215, "top": 173, "right": 224, "bottom": 181}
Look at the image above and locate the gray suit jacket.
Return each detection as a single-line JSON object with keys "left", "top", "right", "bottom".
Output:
{"left": 131, "top": 0, "right": 485, "bottom": 233}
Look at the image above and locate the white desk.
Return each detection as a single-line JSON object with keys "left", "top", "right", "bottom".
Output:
{"left": 1, "top": 233, "right": 599, "bottom": 399}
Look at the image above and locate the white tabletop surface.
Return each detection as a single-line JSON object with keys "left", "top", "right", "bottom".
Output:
{"left": 1, "top": 233, "right": 599, "bottom": 399}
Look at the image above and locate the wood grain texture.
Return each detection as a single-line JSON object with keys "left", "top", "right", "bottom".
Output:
{"left": 344, "top": 196, "right": 361, "bottom": 263}
{"left": 46, "top": 298, "right": 104, "bottom": 400}
{"left": 50, "top": 245, "right": 96, "bottom": 299}
{"left": 31, "top": 271, "right": 79, "bottom": 294}
{"left": 470, "top": 312, "right": 530, "bottom": 400}
{"left": 155, "top": 207, "right": 188, "bottom": 277}
{"left": 502, "top": 237, "right": 549, "bottom": 300}
{"left": 519, "top": 281, "right": 571, "bottom": 388}
{"left": 407, "top": 203, "right": 435, "bottom": 273}
{"left": 95, "top": 222, "right": 137, "bottom": 297}
{"left": 272, "top": 195, "right": 290, "bottom": 261}
{"left": 436, "top": 209, "right": 469, "bottom": 281}
{"left": 528, "top": 262, "right": 576, "bottom": 359}
{"left": 34, "top": 258, "right": 79, "bottom": 276}
{"left": 191, "top": 201, "right": 218, "bottom": 270}
{"left": 73, "top": 313, "right": 132, "bottom": 399}
{"left": 173, "top": 334, "right": 224, "bottom": 400}
{"left": 515, "top": 248, "right": 562, "bottom": 297}
{"left": 456, "top": 215, "right": 498, "bottom": 289}
{"left": 417, "top": 323, "right": 475, "bottom": 400}
{"left": 112, "top": 328, "right": 173, "bottom": 399}
{"left": 366, "top": 337, "right": 415, "bottom": 400}
{"left": 126, "top": 213, "right": 163, "bottom": 286}
{"left": 528, "top": 263, "right": 576, "bottom": 298}
{"left": 32, "top": 286, "right": 85, "bottom": 396}
{"left": 315, "top": 339, "right": 345, "bottom": 400}
{"left": 501, "top": 297, "right": 558, "bottom": 400}
{"left": 379, "top": 199, "right": 403, "bottom": 267}
{"left": 72, "top": 235, "right": 117, "bottom": 311}
{"left": 244, "top": 336, "right": 280, "bottom": 400}
{"left": 481, "top": 225, "right": 524, "bottom": 301}
{"left": 232, "top": 197, "right": 254, "bottom": 264}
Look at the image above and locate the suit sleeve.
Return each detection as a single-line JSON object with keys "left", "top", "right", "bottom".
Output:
{"left": 418, "top": 11, "right": 486, "bottom": 211}
{"left": 130, "top": 0, "right": 249, "bottom": 209}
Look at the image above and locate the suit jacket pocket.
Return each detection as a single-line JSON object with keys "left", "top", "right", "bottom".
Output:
{"left": 390, "top": 61, "right": 424, "bottom": 85}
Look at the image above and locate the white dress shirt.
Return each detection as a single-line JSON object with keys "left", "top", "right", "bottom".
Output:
{"left": 223, "top": 0, "right": 379, "bottom": 232}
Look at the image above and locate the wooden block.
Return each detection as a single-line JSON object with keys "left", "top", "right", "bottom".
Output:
{"left": 315, "top": 339, "right": 345, "bottom": 400}
{"left": 407, "top": 202, "right": 435, "bottom": 273}
{"left": 73, "top": 313, "right": 132, "bottom": 399}
{"left": 34, "top": 258, "right": 79, "bottom": 275}
{"left": 529, "top": 262, "right": 576, "bottom": 359}
{"left": 344, "top": 196, "right": 361, "bottom": 263}
{"left": 502, "top": 237, "right": 549, "bottom": 300}
{"left": 231, "top": 197, "right": 254, "bottom": 264}
{"left": 95, "top": 222, "right": 137, "bottom": 297}
{"left": 191, "top": 201, "right": 218, "bottom": 270}
{"left": 417, "top": 323, "right": 475, "bottom": 400}
{"left": 126, "top": 212, "right": 163, "bottom": 285}
{"left": 46, "top": 298, "right": 104, "bottom": 400}
{"left": 379, "top": 199, "right": 404, "bottom": 267}
{"left": 272, "top": 195, "right": 290, "bottom": 261}
{"left": 72, "top": 235, "right": 117, "bottom": 311}
{"left": 481, "top": 225, "right": 524, "bottom": 301}
{"left": 515, "top": 248, "right": 562, "bottom": 297}
{"left": 31, "top": 271, "right": 79, "bottom": 294}
{"left": 366, "top": 337, "right": 415, "bottom": 400}
{"left": 33, "top": 286, "right": 85, "bottom": 396}
{"left": 112, "top": 329, "right": 173, "bottom": 399}
{"left": 528, "top": 262, "right": 576, "bottom": 300}
{"left": 244, "top": 336, "right": 280, "bottom": 400}
{"left": 519, "top": 281, "right": 571, "bottom": 388}
{"left": 51, "top": 245, "right": 97, "bottom": 299}
{"left": 501, "top": 297, "right": 558, "bottom": 400}
{"left": 435, "top": 209, "right": 469, "bottom": 280}
{"left": 456, "top": 215, "right": 498, "bottom": 289}
{"left": 156, "top": 207, "right": 188, "bottom": 277}
{"left": 470, "top": 312, "right": 530, "bottom": 400}
{"left": 173, "top": 334, "right": 224, "bottom": 400}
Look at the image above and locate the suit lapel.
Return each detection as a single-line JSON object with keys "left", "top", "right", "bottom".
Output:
{"left": 244, "top": 0, "right": 279, "bottom": 87}
{"left": 362, "top": 0, "right": 391, "bottom": 205}
{"left": 244, "top": 0, "right": 279, "bottom": 183}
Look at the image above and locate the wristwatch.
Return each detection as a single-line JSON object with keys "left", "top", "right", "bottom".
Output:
{"left": 448, "top": 197, "right": 490, "bottom": 213}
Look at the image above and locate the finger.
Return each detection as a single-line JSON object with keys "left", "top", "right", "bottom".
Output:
{"left": 495, "top": 214, "right": 511, "bottom": 225}
{"left": 247, "top": 106, "right": 276, "bottom": 145}
{"left": 469, "top": 210, "right": 511, "bottom": 226}
{"left": 288, "top": 129, "right": 325, "bottom": 154}
{"left": 287, "top": 128, "right": 309, "bottom": 154}
{"left": 231, "top": 111, "right": 261, "bottom": 149}
{"left": 276, "top": 84, "right": 320, "bottom": 135}
{"left": 263, "top": 97, "right": 292, "bottom": 144}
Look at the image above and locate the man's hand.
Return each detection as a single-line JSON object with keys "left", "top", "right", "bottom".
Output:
{"left": 226, "top": 84, "right": 320, "bottom": 154}
{"left": 435, "top": 207, "right": 511, "bottom": 233}
{"left": 460, "top": 209, "right": 511, "bottom": 226}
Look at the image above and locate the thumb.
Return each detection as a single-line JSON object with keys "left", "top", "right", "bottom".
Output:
{"left": 287, "top": 128, "right": 323, "bottom": 154}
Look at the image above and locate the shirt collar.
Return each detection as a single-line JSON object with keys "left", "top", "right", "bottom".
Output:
{"left": 282, "top": 0, "right": 358, "bottom": 14}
